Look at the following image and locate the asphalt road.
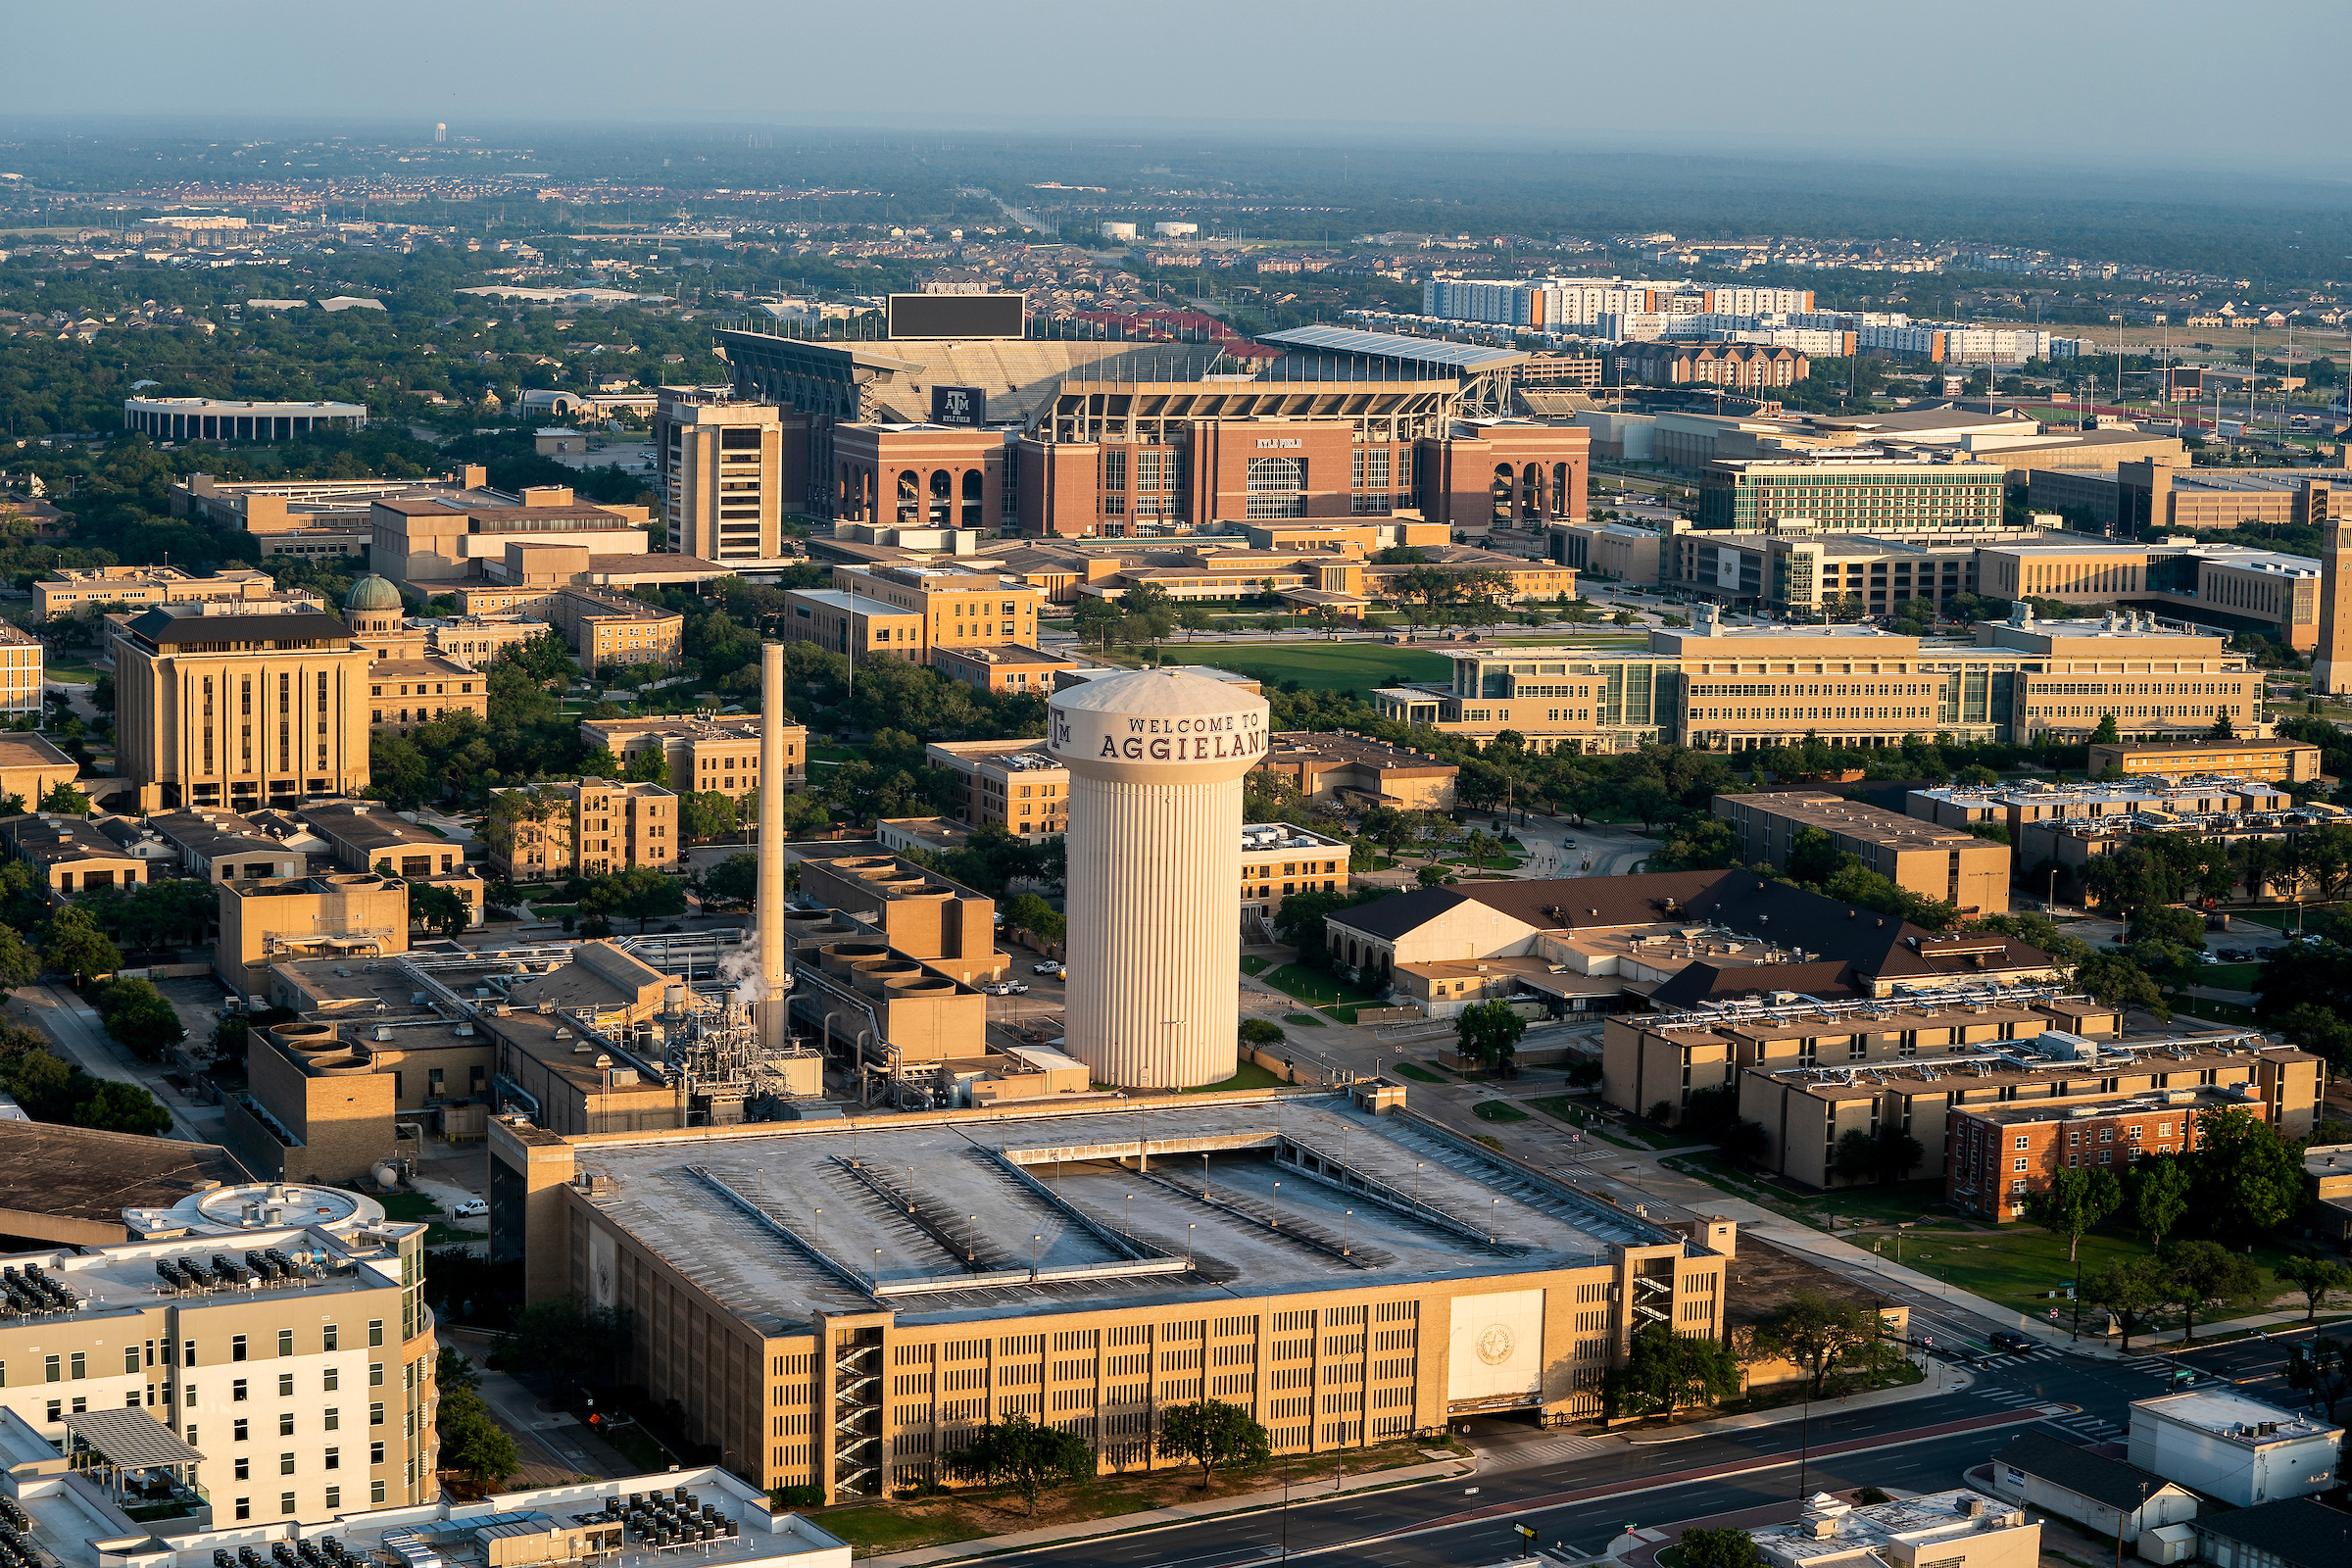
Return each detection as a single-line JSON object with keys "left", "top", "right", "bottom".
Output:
{"left": 1000, "top": 1338, "right": 2296, "bottom": 1568}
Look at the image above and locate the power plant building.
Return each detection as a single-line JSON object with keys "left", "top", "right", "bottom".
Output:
{"left": 1048, "top": 668, "right": 1269, "bottom": 1089}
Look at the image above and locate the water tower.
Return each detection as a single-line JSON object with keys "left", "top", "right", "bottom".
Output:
{"left": 1047, "top": 668, "right": 1270, "bottom": 1088}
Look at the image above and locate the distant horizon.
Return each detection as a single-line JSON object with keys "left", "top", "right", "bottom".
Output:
{"left": 12, "top": 0, "right": 2352, "bottom": 184}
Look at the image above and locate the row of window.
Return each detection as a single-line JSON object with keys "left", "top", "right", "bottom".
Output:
{"left": 227, "top": 1483, "right": 383, "bottom": 1521}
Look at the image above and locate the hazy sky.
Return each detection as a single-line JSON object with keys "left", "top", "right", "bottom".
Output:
{"left": 16, "top": 0, "right": 2349, "bottom": 177}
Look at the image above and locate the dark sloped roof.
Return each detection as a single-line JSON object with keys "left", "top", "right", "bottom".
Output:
{"left": 1320, "top": 886, "right": 1460, "bottom": 941}
{"left": 1647, "top": 959, "right": 1858, "bottom": 1011}
{"left": 129, "top": 609, "right": 352, "bottom": 645}
{"left": 1459, "top": 869, "right": 1737, "bottom": 932}
{"left": 1993, "top": 1431, "right": 2181, "bottom": 1513}
{"left": 2192, "top": 1499, "right": 2352, "bottom": 1568}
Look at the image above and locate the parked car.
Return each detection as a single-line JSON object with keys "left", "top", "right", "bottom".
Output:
{"left": 2255, "top": 946, "right": 2278, "bottom": 959}
{"left": 1001, "top": 980, "right": 1030, "bottom": 994}
{"left": 449, "top": 1200, "right": 488, "bottom": 1219}
{"left": 1987, "top": 1330, "right": 2034, "bottom": 1355}
{"left": 1032, "top": 960, "right": 1065, "bottom": 977}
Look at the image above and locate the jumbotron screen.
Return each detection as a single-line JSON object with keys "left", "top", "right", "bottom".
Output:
{"left": 886, "top": 292, "right": 1026, "bottom": 341}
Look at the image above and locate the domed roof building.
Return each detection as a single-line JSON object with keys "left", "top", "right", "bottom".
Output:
{"left": 344, "top": 573, "right": 420, "bottom": 656}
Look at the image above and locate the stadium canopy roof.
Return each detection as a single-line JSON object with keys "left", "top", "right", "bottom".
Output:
{"left": 1256, "top": 324, "right": 1530, "bottom": 373}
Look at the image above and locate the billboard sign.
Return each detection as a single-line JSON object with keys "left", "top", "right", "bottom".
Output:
{"left": 930, "top": 385, "right": 987, "bottom": 426}
{"left": 887, "top": 292, "right": 1025, "bottom": 341}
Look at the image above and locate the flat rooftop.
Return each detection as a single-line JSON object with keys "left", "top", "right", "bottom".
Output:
{"left": 2134, "top": 1389, "right": 2342, "bottom": 1443}
{"left": 571, "top": 1095, "right": 1682, "bottom": 1334}
{"left": 0, "top": 1123, "right": 243, "bottom": 1244}
{"left": 1727, "top": 791, "right": 1982, "bottom": 852}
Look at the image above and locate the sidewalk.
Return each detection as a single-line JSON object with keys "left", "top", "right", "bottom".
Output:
{"left": 1617, "top": 1359, "right": 1972, "bottom": 1446}
{"left": 865, "top": 1452, "right": 1477, "bottom": 1568}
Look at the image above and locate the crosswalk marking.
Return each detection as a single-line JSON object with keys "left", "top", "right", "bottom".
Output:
{"left": 1507, "top": 1435, "right": 1620, "bottom": 1465}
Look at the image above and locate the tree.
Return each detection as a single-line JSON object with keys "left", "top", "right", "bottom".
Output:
{"left": 1072, "top": 598, "right": 1123, "bottom": 650}
{"left": 2124, "top": 1154, "right": 2192, "bottom": 1252}
{"left": 1454, "top": 999, "right": 1527, "bottom": 1075}
{"left": 703, "top": 854, "right": 759, "bottom": 907}
{"left": 2091, "top": 713, "right": 2121, "bottom": 744}
{"left": 411, "top": 885, "right": 469, "bottom": 939}
{"left": 1603, "top": 1325, "right": 1741, "bottom": 1422}
{"left": 620, "top": 747, "right": 671, "bottom": 784}
{"left": 2023, "top": 1166, "right": 2123, "bottom": 1264}
{"left": 2207, "top": 711, "right": 2236, "bottom": 741}
{"left": 1678, "top": 1528, "right": 1763, "bottom": 1568}
{"left": 1156, "top": 1400, "right": 1272, "bottom": 1490}
{"left": 2283, "top": 1338, "right": 2352, "bottom": 1423}
{"left": 93, "top": 977, "right": 185, "bottom": 1059}
{"left": 2071, "top": 953, "right": 2170, "bottom": 1020}
{"left": 0, "top": 925, "right": 37, "bottom": 998}
{"left": 1785, "top": 826, "right": 1841, "bottom": 888}
{"left": 37, "top": 780, "right": 90, "bottom": 816}
{"left": 38, "top": 906, "right": 120, "bottom": 985}
{"left": 1831, "top": 1128, "right": 1880, "bottom": 1186}
{"left": 2277, "top": 1256, "right": 2352, "bottom": 1323}
{"left": 580, "top": 867, "right": 688, "bottom": 933}
{"left": 72, "top": 1079, "right": 172, "bottom": 1136}
{"left": 495, "top": 1297, "right": 634, "bottom": 1390}
{"left": 2080, "top": 1257, "right": 2169, "bottom": 1352}
{"left": 1002, "top": 892, "right": 1065, "bottom": 949}
{"left": 941, "top": 1412, "right": 1094, "bottom": 1514}
{"left": 680, "top": 789, "right": 743, "bottom": 841}
{"left": 1750, "top": 1292, "right": 1886, "bottom": 1398}
{"left": 2191, "top": 1105, "right": 2304, "bottom": 1234}
{"left": 2161, "top": 1239, "right": 2261, "bottom": 1345}
{"left": 1174, "top": 606, "right": 1214, "bottom": 641}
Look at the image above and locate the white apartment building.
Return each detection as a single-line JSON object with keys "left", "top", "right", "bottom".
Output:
{"left": 0, "top": 1181, "right": 435, "bottom": 1528}
{"left": 0, "top": 624, "right": 42, "bottom": 717}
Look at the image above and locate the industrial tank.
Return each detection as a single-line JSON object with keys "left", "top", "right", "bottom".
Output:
{"left": 1046, "top": 667, "right": 1270, "bottom": 1088}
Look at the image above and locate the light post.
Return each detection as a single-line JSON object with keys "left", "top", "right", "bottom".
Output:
{"left": 1342, "top": 1209, "right": 1353, "bottom": 1256}
{"left": 1030, "top": 1234, "right": 1043, "bottom": 1278}
{"left": 1186, "top": 1223, "right": 1196, "bottom": 1268}
{"left": 1270, "top": 1182, "right": 1281, "bottom": 1229}
{"left": 1489, "top": 1199, "right": 1499, "bottom": 1243}
{"left": 965, "top": 1214, "right": 976, "bottom": 1263}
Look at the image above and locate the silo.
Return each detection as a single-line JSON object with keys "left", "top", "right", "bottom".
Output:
{"left": 1047, "top": 668, "right": 1270, "bottom": 1088}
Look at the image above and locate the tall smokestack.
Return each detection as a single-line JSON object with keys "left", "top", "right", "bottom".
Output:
{"left": 756, "top": 641, "right": 789, "bottom": 1050}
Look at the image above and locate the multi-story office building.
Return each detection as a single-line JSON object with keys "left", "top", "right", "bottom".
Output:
{"left": 171, "top": 467, "right": 497, "bottom": 559}
{"left": 0, "top": 1182, "right": 436, "bottom": 1525}
{"left": 2026, "top": 464, "right": 2341, "bottom": 538}
{"left": 35, "top": 565, "right": 318, "bottom": 622}
{"left": 1694, "top": 456, "right": 2009, "bottom": 535}
{"left": 368, "top": 485, "right": 654, "bottom": 594}
{"left": 1367, "top": 606, "right": 2267, "bottom": 754}
{"left": 783, "top": 564, "right": 1043, "bottom": 667}
{"left": 1976, "top": 537, "right": 2322, "bottom": 651}
{"left": 656, "top": 389, "right": 793, "bottom": 567}
{"left": 483, "top": 779, "right": 680, "bottom": 880}
{"left": 1709, "top": 790, "right": 2011, "bottom": 914}
{"left": 122, "top": 396, "right": 368, "bottom": 442}
{"left": 925, "top": 739, "right": 1069, "bottom": 839}
{"left": 111, "top": 604, "right": 375, "bottom": 811}
{"left": 489, "top": 1096, "right": 1732, "bottom": 1502}
{"left": 579, "top": 714, "right": 805, "bottom": 804}
{"left": 2082, "top": 739, "right": 2323, "bottom": 783}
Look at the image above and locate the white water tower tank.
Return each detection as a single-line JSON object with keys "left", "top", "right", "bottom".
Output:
{"left": 1047, "top": 667, "right": 1270, "bottom": 1088}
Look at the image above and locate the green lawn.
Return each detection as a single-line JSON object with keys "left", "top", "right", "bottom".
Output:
{"left": 1527, "top": 1094, "right": 1597, "bottom": 1126}
{"left": 1394, "top": 1061, "right": 1447, "bottom": 1084}
{"left": 1472, "top": 1100, "right": 1530, "bottom": 1123}
{"left": 1283, "top": 1012, "right": 1327, "bottom": 1027}
{"left": 1892, "top": 1226, "right": 2305, "bottom": 1327}
{"left": 1159, "top": 642, "right": 1449, "bottom": 691}
{"left": 1790, "top": 1177, "right": 1954, "bottom": 1228}
{"left": 1239, "top": 956, "right": 1269, "bottom": 976}
{"left": 1257, "top": 963, "right": 1385, "bottom": 1008}
{"left": 2198, "top": 963, "right": 2260, "bottom": 991}
{"left": 1180, "top": 1061, "right": 1290, "bottom": 1094}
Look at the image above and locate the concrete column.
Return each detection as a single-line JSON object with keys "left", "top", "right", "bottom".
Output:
{"left": 756, "top": 641, "right": 790, "bottom": 1050}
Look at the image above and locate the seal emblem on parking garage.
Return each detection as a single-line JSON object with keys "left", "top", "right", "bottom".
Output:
{"left": 1476, "top": 1323, "right": 1515, "bottom": 1365}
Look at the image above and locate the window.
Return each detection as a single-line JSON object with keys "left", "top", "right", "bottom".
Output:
{"left": 2013, "top": 1157, "right": 2028, "bottom": 1171}
{"left": 369, "top": 1402, "right": 384, "bottom": 1427}
{"left": 279, "top": 1411, "right": 294, "bottom": 1436}
{"left": 280, "top": 1493, "right": 296, "bottom": 1516}
{"left": 232, "top": 1335, "right": 247, "bottom": 1362}
{"left": 368, "top": 1321, "right": 383, "bottom": 1348}
{"left": 186, "top": 1425, "right": 196, "bottom": 1447}
{"left": 184, "top": 1340, "right": 196, "bottom": 1366}
{"left": 370, "top": 1482, "right": 386, "bottom": 1505}
{"left": 70, "top": 1352, "right": 83, "bottom": 1380}
{"left": 278, "top": 1373, "right": 294, "bottom": 1398}
{"left": 234, "top": 1419, "right": 249, "bottom": 1442}
{"left": 323, "top": 1407, "right": 339, "bottom": 1431}
{"left": 185, "top": 1385, "right": 197, "bottom": 1408}
{"left": 43, "top": 1401, "right": 58, "bottom": 1424}
{"left": 369, "top": 1442, "right": 385, "bottom": 1465}
{"left": 324, "top": 1366, "right": 339, "bottom": 1392}
{"left": 277, "top": 1330, "right": 293, "bottom": 1358}
{"left": 233, "top": 1379, "right": 249, "bottom": 1401}
{"left": 235, "top": 1458, "right": 250, "bottom": 1482}
{"left": 324, "top": 1447, "right": 340, "bottom": 1471}
{"left": 2013, "top": 1136, "right": 2029, "bottom": 1150}
{"left": 325, "top": 1486, "right": 341, "bottom": 1511}
{"left": 323, "top": 1326, "right": 339, "bottom": 1352}
{"left": 368, "top": 1363, "right": 384, "bottom": 1387}
{"left": 235, "top": 1499, "right": 250, "bottom": 1523}
{"left": 280, "top": 1452, "right": 295, "bottom": 1476}
{"left": 124, "top": 1348, "right": 140, "bottom": 1376}
{"left": 43, "top": 1356, "right": 57, "bottom": 1384}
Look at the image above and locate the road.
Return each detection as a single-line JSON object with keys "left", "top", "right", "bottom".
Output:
{"left": 995, "top": 1336, "right": 2288, "bottom": 1568}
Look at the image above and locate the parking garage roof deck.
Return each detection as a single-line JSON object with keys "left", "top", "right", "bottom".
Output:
{"left": 570, "top": 1095, "right": 1682, "bottom": 1334}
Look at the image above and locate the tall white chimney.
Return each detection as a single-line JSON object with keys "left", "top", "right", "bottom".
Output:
{"left": 756, "top": 641, "right": 789, "bottom": 1050}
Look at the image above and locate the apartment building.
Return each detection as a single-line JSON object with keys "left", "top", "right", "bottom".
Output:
{"left": 2084, "top": 739, "right": 2323, "bottom": 783}
{"left": 1241, "top": 822, "right": 1350, "bottom": 925}
{"left": 1910, "top": 775, "right": 2312, "bottom": 893}
{"left": 924, "top": 739, "right": 1068, "bottom": 839}
{"left": 35, "top": 565, "right": 318, "bottom": 621}
{"left": 657, "top": 389, "right": 792, "bottom": 567}
{"left": 1951, "top": 1083, "right": 2242, "bottom": 1220}
{"left": 1711, "top": 790, "right": 2011, "bottom": 913}
{"left": 110, "top": 603, "right": 376, "bottom": 811}
{"left": 484, "top": 779, "right": 680, "bottom": 880}
{"left": 579, "top": 714, "right": 805, "bottom": 803}
{"left": 0, "top": 1181, "right": 435, "bottom": 1526}
{"left": 1619, "top": 341, "right": 1807, "bottom": 392}
{"left": 0, "top": 623, "right": 42, "bottom": 719}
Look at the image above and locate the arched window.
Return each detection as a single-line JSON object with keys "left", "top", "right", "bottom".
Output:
{"left": 1246, "top": 457, "right": 1305, "bottom": 518}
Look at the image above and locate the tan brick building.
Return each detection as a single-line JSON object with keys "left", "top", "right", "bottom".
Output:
{"left": 1711, "top": 790, "right": 2011, "bottom": 914}
{"left": 1255, "top": 730, "right": 1459, "bottom": 812}
{"left": 484, "top": 779, "right": 681, "bottom": 880}
{"left": 214, "top": 870, "right": 410, "bottom": 1000}
{"left": 34, "top": 564, "right": 314, "bottom": 621}
{"left": 925, "top": 739, "right": 1068, "bottom": 839}
{"left": 2084, "top": 739, "right": 2323, "bottom": 784}
{"left": 930, "top": 642, "right": 1080, "bottom": 695}
{"left": 580, "top": 714, "right": 806, "bottom": 805}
